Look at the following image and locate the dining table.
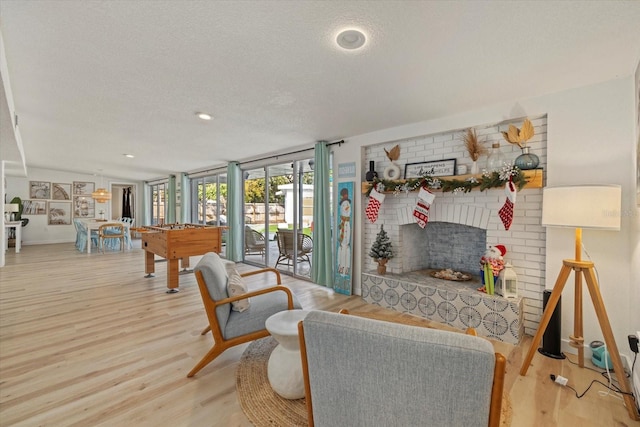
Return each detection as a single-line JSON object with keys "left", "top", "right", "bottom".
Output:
{"left": 80, "top": 219, "right": 132, "bottom": 254}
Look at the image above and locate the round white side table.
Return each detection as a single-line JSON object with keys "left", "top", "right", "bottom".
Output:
{"left": 265, "top": 309, "right": 310, "bottom": 399}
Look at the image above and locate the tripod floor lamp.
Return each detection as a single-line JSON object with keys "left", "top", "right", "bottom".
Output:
{"left": 519, "top": 185, "right": 639, "bottom": 421}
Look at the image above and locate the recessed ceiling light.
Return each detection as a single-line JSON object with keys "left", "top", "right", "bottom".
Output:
{"left": 196, "top": 112, "right": 212, "bottom": 121}
{"left": 336, "top": 29, "right": 366, "bottom": 50}
{"left": 123, "top": 154, "right": 135, "bottom": 158}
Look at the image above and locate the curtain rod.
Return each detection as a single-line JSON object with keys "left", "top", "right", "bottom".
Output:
{"left": 185, "top": 139, "right": 345, "bottom": 176}
{"left": 238, "top": 139, "right": 344, "bottom": 165}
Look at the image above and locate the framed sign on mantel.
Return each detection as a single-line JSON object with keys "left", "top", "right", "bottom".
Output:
{"left": 404, "top": 159, "right": 456, "bottom": 179}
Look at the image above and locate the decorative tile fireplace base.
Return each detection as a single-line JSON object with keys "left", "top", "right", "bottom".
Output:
{"left": 361, "top": 271, "right": 524, "bottom": 344}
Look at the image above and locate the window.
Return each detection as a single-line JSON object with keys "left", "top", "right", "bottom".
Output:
{"left": 149, "top": 182, "right": 167, "bottom": 225}
{"left": 191, "top": 174, "right": 227, "bottom": 226}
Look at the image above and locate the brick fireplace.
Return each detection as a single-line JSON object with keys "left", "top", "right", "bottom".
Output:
{"left": 361, "top": 116, "right": 547, "bottom": 340}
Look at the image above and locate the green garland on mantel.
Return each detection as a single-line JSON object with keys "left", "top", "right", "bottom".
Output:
{"left": 365, "top": 165, "right": 528, "bottom": 196}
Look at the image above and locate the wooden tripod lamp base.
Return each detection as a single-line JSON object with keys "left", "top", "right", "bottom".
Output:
{"left": 519, "top": 258, "right": 639, "bottom": 421}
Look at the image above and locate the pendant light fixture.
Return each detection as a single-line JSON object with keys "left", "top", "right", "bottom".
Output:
{"left": 92, "top": 170, "right": 112, "bottom": 203}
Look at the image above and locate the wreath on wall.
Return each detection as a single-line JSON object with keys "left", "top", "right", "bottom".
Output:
{"left": 364, "top": 165, "right": 528, "bottom": 196}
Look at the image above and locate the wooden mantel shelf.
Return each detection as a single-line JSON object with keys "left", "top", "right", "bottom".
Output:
{"left": 361, "top": 168, "right": 544, "bottom": 194}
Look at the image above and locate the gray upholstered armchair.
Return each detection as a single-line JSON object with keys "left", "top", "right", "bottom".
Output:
{"left": 188, "top": 252, "right": 301, "bottom": 377}
{"left": 298, "top": 310, "right": 506, "bottom": 427}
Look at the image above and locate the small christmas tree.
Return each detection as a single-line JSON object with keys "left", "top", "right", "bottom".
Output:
{"left": 369, "top": 225, "right": 394, "bottom": 261}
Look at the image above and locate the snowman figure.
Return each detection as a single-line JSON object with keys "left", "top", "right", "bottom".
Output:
{"left": 337, "top": 188, "right": 352, "bottom": 275}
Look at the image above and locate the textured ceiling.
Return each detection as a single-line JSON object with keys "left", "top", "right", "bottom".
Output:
{"left": 1, "top": 1, "right": 639, "bottom": 181}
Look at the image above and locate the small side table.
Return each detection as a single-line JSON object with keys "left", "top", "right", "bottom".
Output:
{"left": 265, "top": 309, "right": 310, "bottom": 399}
{"left": 4, "top": 221, "right": 22, "bottom": 253}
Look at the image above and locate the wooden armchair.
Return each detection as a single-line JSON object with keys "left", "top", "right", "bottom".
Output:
{"left": 188, "top": 252, "right": 301, "bottom": 377}
{"left": 275, "top": 229, "right": 313, "bottom": 269}
{"left": 298, "top": 310, "right": 506, "bottom": 427}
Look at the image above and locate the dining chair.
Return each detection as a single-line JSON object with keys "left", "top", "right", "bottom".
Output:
{"left": 73, "top": 218, "right": 83, "bottom": 250}
{"left": 98, "top": 223, "right": 126, "bottom": 252}
{"left": 74, "top": 219, "right": 97, "bottom": 252}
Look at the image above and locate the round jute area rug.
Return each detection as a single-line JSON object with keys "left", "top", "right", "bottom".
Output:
{"left": 236, "top": 336, "right": 512, "bottom": 427}
{"left": 236, "top": 337, "right": 307, "bottom": 427}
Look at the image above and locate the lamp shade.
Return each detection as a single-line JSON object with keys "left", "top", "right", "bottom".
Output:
{"left": 91, "top": 188, "right": 112, "bottom": 203}
{"left": 4, "top": 203, "right": 19, "bottom": 213}
{"left": 541, "top": 185, "right": 621, "bottom": 230}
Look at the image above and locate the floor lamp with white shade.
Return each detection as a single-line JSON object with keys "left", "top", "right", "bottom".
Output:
{"left": 519, "top": 185, "right": 639, "bottom": 420}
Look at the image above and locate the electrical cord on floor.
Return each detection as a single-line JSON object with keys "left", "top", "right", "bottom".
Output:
{"left": 561, "top": 353, "right": 636, "bottom": 401}
{"left": 550, "top": 374, "right": 636, "bottom": 401}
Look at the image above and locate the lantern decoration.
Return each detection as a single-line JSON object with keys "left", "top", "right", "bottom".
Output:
{"left": 91, "top": 188, "right": 112, "bottom": 203}
{"left": 92, "top": 170, "right": 112, "bottom": 203}
{"left": 498, "top": 263, "right": 518, "bottom": 298}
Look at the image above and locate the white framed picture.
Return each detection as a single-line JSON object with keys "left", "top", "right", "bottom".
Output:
{"left": 73, "top": 195, "right": 95, "bottom": 219}
{"left": 52, "top": 183, "right": 72, "bottom": 200}
{"left": 23, "top": 200, "right": 47, "bottom": 215}
{"left": 48, "top": 201, "right": 72, "bottom": 225}
{"left": 29, "top": 181, "right": 51, "bottom": 199}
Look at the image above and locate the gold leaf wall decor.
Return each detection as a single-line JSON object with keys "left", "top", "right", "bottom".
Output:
{"left": 384, "top": 144, "right": 401, "bottom": 161}
{"left": 501, "top": 118, "right": 535, "bottom": 149}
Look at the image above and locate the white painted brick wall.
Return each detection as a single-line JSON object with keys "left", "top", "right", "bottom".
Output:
{"left": 364, "top": 116, "right": 547, "bottom": 335}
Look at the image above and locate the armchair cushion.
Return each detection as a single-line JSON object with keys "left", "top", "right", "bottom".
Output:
{"left": 225, "top": 289, "right": 301, "bottom": 339}
{"left": 226, "top": 264, "right": 250, "bottom": 312}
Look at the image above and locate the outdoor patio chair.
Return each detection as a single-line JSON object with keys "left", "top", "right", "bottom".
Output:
{"left": 244, "top": 226, "right": 266, "bottom": 256}
{"left": 275, "top": 229, "right": 312, "bottom": 269}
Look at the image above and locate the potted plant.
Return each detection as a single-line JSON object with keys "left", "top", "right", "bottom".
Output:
{"left": 369, "top": 225, "right": 394, "bottom": 275}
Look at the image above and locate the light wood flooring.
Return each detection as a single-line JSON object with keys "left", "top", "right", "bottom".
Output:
{"left": 1, "top": 243, "right": 637, "bottom": 426}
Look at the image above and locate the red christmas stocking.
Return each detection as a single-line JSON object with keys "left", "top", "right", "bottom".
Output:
{"left": 366, "top": 185, "right": 385, "bottom": 223}
{"left": 413, "top": 186, "right": 435, "bottom": 228}
{"left": 499, "top": 178, "right": 517, "bottom": 230}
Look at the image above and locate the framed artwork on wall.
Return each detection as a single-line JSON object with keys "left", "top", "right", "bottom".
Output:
{"left": 22, "top": 200, "right": 47, "bottom": 215}
{"left": 29, "top": 181, "right": 51, "bottom": 199}
{"left": 52, "top": 183, "right": 72, "bottom": 200}
{"left": 73, "top": 196, "right": 95, "bottom": 219}
{"left": 48, "top": 201, "right": 72, "bottom": 225}
{"left": 73, "top": 181, "right": 95, "bottom": 196}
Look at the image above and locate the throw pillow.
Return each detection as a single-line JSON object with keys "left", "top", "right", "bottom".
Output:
{"left": 226, "top": 264, "right": 250, "bottom": 312}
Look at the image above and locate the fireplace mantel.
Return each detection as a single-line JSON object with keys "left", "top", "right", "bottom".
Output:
{"left": 361, "top": 168, "right": 543, "bottom": 194}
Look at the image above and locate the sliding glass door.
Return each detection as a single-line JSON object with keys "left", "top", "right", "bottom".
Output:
{"left": 190, "top": 173, "right": 227, "bottom": 258}
{"left": 242, "top": 158, "right": 314, "bottom": 279}
{"left": 243, "top": 167, "right": 270, "bottom": 266}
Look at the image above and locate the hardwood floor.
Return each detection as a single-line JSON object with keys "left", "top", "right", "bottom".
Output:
{"left": 0, "top": 243, "right": 636, "bottom": 426}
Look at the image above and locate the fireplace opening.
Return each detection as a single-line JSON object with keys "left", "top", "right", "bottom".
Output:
{"left": 401, "top": 222, "right": 486, "bottom": 275}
